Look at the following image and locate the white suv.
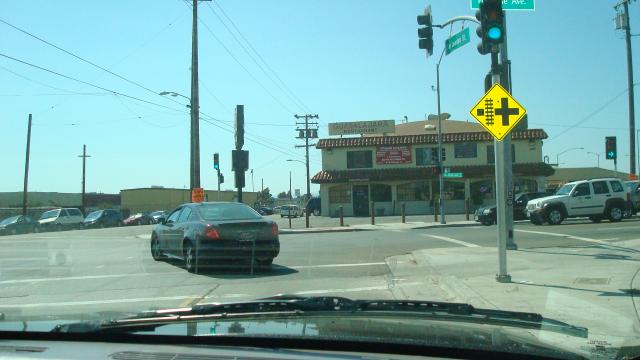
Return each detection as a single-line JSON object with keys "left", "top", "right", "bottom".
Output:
{"left": 526, "top": 178, "right": 627, "bottom": 225}
{"left": 280, "top": 205, "right": 303, "bottom": 218}
{"left": 38, "top": 208, "right": 85, "bottom": 231}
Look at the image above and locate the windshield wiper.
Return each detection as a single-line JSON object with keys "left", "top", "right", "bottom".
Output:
{"left": 52, "top": 296, "right": 587, "bottom": 338}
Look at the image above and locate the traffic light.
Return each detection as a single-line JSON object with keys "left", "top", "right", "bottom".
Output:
{"left": 605, "top": 136, "right": 617, "bottom": 160}
{"left": 475, "top": 0, "right": 504, "bottom": 55}
{"left": 213, "top": 153, "right": 219, "bottom": 170}
{"left": 417, "top": 6, "right": 434, "bottom": 57}
{"left": 219, "top": 173, "right": 224, "bottom": 184}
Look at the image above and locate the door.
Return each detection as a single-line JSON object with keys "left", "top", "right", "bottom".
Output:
{"left": 160, "top": 208, "right": 183, "bottom": 255}
{"left": 59, "top": 209, "right": 70, "bottom": 226}
{"left": 174, "top": 207, "right": 193, "bottom": 256}
{"left": 591, "top": 180, "right": 611, "bottom": 215}
{"left": 567, "top": 183, "right": 593, "bottom": 216}
{"left": 353, "top": 185, "right": 370, "bottom": 217}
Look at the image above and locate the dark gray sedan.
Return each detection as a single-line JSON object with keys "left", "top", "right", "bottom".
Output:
{"left": 150, "top": 202, "right": 280, "bottom": 273}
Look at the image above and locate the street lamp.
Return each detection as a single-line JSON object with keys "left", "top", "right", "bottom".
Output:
{"left": 556, "top": 147, "right": 584, "bottom": 167}
{"left": 160, "top": 90, "right": 199, "bottom": 193}
{"left": 424, "top": 124, "right": 445, "bottom": 224}
{"left": 587, "top": 152, "right": 602, "bottom": 168}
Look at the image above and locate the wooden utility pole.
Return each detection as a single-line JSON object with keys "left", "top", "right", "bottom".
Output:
{"left": 78, "top": 145, "right": 91, "bottom": 214}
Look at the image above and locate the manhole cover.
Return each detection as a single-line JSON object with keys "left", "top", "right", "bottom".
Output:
{"left": 574, "top": 277, "right": 610, "bottom": 285}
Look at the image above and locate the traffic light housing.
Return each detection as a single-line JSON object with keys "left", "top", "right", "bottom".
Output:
{"left": 417, "top": 6, "right": 434, "bottom": 57}
{"left": 475, "top": 0, "right": 504, "bottom": 55}
{"left": 605, "top": 136, "right": 617, "bottom": 160}
{"left": 213, "top": 153, "right": 219, "bottom": 170}
{"left": 219, "top": 173, "right": 224, "bottom": 184}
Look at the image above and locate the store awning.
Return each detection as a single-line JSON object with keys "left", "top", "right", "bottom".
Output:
{"left": 311, "top": 162, "right": 555, "bottom": 184}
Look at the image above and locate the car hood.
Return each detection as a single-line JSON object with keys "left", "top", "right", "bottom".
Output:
{"left": 528, "top": 194, "right": 566, "bottom": 205}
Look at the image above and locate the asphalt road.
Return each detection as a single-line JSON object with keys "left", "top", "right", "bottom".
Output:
{"left": 1, "top": 217, "right": 640, "bottom": 322}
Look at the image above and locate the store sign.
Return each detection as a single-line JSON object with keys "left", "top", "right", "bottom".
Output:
{"left": 328, "top": 120, "right": 395, "bottom": 136}
{"left": 376, "top": 145, "right": 411, "bottom": 164}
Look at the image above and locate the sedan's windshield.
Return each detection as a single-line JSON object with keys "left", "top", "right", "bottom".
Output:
{"left": 85, "top": 210, "right": 103, "bottom": 221}
{"left": 0, "top": 216, "right": 20, "bottom": 226}
{"left": 556, "top": 184, "right": 575, "bottom": 195}
{"left": 198, "top": 203, "right": 262, "bottom": 221}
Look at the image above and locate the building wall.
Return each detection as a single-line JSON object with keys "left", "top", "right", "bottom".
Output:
{"left": 0, "top": 192, "right": 82, "bottom": 208}
{"left": 121, "top": 188, "right": 258, "bottom": 213}
{"left": 321, "top": 139, "right": 542, "bottom": 170}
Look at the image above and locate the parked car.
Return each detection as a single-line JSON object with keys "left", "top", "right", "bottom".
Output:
{"left": 306, "top": 197, "right": 321, "bottom": 216}
{"left": 280, "top": 204, "right": 303, "bottom": 218}
{"left": 259, "top": 207, "right": 274, "bottom": 215}
{"left": 149, "top": 210, "right": 168, "bottom": 224}
{"left": 526, "top": 178, "right": 627, "bottom": 225}
{"left": 474, "top": 192, "right": 550, "bottom": 226}
{"left": 624, "top": 180, "right": 640, "bottom": 217}
{"left": 83, "top": 209, "right": 123, "bottom": 228}
{"left": 38, "top": 208, "right": 84, "bottom": 231}
{"left": 0, "top": 215, "right": 40, "bottom": 235}
{"left": 150, "top": 202, "right": 280, "bottom": 273}
{"left": 273, "top": 206, "right": 281, "bottom": 214}
{"left": 123, "top": 212, "right": 153, "bottom": 226}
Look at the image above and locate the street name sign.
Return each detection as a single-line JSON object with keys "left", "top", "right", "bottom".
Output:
{"left": 445, "top": 28, "right": 470, "bottom": 55}
{"left": 471, "top": 0, "right": 535, "bottom": 10}
{"left": 469, "top": 83, "right": 526, "bottom": 141}
{"left": 444, "top": 172, "right": 463, "bottom": 178}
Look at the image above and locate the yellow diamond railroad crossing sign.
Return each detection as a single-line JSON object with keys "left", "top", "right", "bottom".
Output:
{"left": 470, "top": 83, "right": 526, "bottom": 141}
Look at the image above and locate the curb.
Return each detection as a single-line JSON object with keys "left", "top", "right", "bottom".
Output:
{"left": 279, "top": 228, "right": 367, "bottom": 235}
{"left": 278, "top": 221, "right": 479, "bottom": 234}
{"left": 412, "top": 222, "right": 479, "bottom": 230}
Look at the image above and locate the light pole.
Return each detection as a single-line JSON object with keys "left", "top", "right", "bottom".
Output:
{"left": 425, "top": 119, "right": 444, "bottom": 224}
{"left": 587, "top": 152, "right": 602, "bottom": 168}
{"left": 160, "top": 90, "right": 199, "bottom": 193}
{"left": 556, "top": 147, "right": 584, "bottom": 167}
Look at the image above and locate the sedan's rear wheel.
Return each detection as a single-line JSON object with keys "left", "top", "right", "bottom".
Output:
{"left": 151, "top": 234, "right": 163, "bottom": 261}
{"left": 184, "top": 242, "right": 197, "bottom": 273}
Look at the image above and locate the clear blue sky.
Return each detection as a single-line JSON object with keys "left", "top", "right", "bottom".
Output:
{"left": 1, "top": 0, "right": 638, "bottom": 195}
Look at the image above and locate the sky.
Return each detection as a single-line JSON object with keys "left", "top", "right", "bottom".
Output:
{"left": 1, "top": 0, "right": 638, "bottom": 196}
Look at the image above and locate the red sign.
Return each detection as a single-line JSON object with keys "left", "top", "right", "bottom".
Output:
{"left": 631, "top": 174, "right": 638, "bottom": 180}
{"left": 376, "top": 145, "right": 411, "bottom": 164}
{"left": 191, "top": 188, "right": 205, "bottom": 203}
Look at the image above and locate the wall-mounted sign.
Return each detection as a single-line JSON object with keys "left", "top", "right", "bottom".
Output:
{"left": 376, "top": 145, "right": 411, "bottom": 164}
{"left": 328, "top": 120, "right": 395, "bottom": 136}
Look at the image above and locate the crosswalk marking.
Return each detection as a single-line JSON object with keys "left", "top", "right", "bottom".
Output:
{"left": 420, "top": 234, "right": 480, "bottom": 247}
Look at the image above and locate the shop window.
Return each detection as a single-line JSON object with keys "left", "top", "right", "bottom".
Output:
{"left": 416, "top": 147, "right": 446, "bottom": 165}
{"left": 329, "top": 185, "right": 351, "bottom": 203}
{"left": 371, "top": 184, "right": 392, "bottom": 202}
{"left": 487, "top": 145, "right": 515, "bottom": 164}
{"left": 347, "top": 150, "right": 373, "bottom": 168}
{"left": 397, "top": 182, "right": 429, "bottom": 201}
{"left": 454, "top": 143, "right": 477, "bottom": 158}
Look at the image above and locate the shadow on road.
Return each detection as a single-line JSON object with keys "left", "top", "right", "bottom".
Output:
{"left": 162, "top": 258, "right": 298, "bottom": 279}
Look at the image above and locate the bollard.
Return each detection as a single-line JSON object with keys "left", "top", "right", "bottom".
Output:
{"left": 434, "top": 201, "right": 439, "bottom": 222}
{"left": 339, "top": 206, "right": 344, "bottom": 227}
{"left": 371, "top": 202, "right": 375, "bottom": 225}
{"left": 288, "top": 212, "right": 292, "bottom": 229}
{"left": 465, "top": 199, "right": 470, "bottom": 221}
{"left": 401, "top": 203, "right": 406, "bottom": 223}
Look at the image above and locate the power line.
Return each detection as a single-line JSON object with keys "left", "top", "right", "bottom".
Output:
{"left": 0, "top": 17, "right": 188, "bottom": 109}
{"left": 206, "top": 2, "right": 309, "bottom": 114}
{"left": 0, "top": 64, "right": 108, "bottom": 95}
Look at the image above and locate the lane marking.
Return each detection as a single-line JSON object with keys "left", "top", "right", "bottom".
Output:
{"left": 0, "top": 271, "right": 184, "bottom": 285}
{"left": 420, "top": 234, "right": 480, "bottom": 248}
{"left": 289, "top": 262, "right": 385, "bottom": 269}
{"left": 594, "top": 225, "right": 640, "bottom": 231}
{"left": 515, "top": 229, "right": 609, "bottom": 245}
{"left": 0, "top": 295, "right": 199, "bottom": 308}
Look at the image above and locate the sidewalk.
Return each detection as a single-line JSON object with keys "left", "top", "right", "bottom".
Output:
{"left": 385, "top": 239, "right": 640, "bottom": 348}
{"left": 276, "top": 214, "right": 477, "bottom": 234}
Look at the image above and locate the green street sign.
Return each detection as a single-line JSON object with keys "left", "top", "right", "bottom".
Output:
{"left": 471, "top": 0, "right": 535, "bottom": 10}
{"left": 445, "top": 28, "right": 470, "bottom": 55}
{"left": 444, "top": 170, "right": 464, "bottom": 178}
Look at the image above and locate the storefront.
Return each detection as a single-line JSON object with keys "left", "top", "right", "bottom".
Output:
{"left": 312, "top": 120, "right": 555, "bottom": 217}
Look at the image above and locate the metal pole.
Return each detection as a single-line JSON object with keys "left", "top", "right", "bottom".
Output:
{"left": 190, "top": 0, "right": 201, "bottom": 192}
{"left": 436, "top": 63, "right": 445, "bottom": 224}
{"left": 492, "top": 51, "right": 510, "bottom": 283}
{"left": 22, "top": 114, "right": 32, "bottom": 216}
{"left": 251, "top": 169, "right": 255, "bottom": 193}
{"left": 500, "top": 14, "right": 516, "bottom": 251}
{"left": 217, "top": 170, "right": 221, "bottom": 200}
{"left": 623, "top": 0, "right": 636, "bottom": 176}
{"left": 78, "top": 145, "right": 91, "bottom": 215}
{"left": 289, "top": 171, "right": 292, "bottom": 201}
{"left": 305, "top": 116, "right": 311, "bottom": 229}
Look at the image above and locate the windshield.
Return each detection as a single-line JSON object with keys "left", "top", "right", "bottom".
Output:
{"left": 85, "top": 210, "right": 103, "bottom": 221}
{"left": 3, "top": 1, "right": 640, "bottom": 358}
{"left": 39, "top": 209, "right": 60, "bottom": 220}
{"left": 556, "top": 184, "right": 575, "bottom": 196}
{"left": 198, "top": 203, "right": 262, "bottom": 221}
{"left": 0, "top": 216, "right": 20, "bottom": 226}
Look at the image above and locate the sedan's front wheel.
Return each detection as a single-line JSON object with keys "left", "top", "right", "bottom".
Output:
{"left": 150, "top": 234, "right": 163, "bottom": 261}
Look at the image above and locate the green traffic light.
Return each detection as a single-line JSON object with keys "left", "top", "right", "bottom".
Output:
{"left": 487, "top": 26, "right": 502, "bottom": 41}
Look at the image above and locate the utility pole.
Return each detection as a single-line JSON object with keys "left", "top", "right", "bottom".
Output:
{"left": 615, "top": 0, "right": 636, "bottom": 176}
{"left": 189, "top": 0, "right": 212, "bottom": 193}
{"left": 78, "top": 145, "right": 91, "bottom": 215}
{"left": 295, "top": 114, "right": 319, "bottom": 228}
{"left": 251, "top": 169, "right": 254, "bottom": 193}
{"left": 22, "top": 114, "right": 32, "bottom": 216}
